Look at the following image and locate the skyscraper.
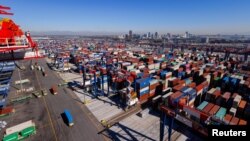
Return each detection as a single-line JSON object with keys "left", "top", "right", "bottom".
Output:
{"left": 147, "top": 32, "right": 151, "bottom": 38}
{"left": 155, "top": 32, "right": 158, "bottom": 39}
{"left": 129, "top": 30, "right": 132, "bottom": 40}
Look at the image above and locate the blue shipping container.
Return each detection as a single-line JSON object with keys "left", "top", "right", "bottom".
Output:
{"left": 64, "top": 109, "right": 74, "bottom": 126}
{"left": 188, "top": 89, "right": 197, "bottom": 98}
{"left": 136, "top": 77, "right": 151, "bottom": 88}
{"left": 180, "top": 86, "right": 189, "bottom": 94}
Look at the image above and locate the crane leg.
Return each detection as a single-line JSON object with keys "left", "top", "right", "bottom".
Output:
{"left": 160, "top": 111, "right": 166, "bottom": 141}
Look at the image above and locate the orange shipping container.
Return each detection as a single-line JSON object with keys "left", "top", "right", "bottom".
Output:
{"left": 238, "top": 119, "right": 247, "bottom": 125}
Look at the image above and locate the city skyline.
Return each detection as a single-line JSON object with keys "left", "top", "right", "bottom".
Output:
{"left": 1, "top": 0, "right": 250, "bottom": 35}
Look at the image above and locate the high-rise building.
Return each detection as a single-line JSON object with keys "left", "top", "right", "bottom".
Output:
{"left": 129, "top": 30, "right": 132, "bottom": 40}
{"left": 155, "top": 32, "right": 158, "bottom": 39}
{"left": 147, "top": 32, "right": 151, "bottom": 38}
{"left": 184, "top": 31, "right": 190, "bottom": 38}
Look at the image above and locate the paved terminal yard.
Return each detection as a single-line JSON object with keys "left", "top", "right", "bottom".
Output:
{"left": 0, "top": 59, "right": 104, "bottom": 141}
{"left": 0, "top": 58, "right": 204, "bottom": 141}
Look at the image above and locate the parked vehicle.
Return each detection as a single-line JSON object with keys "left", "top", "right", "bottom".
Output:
{"left": 41, "top": 89, "right": 48, "bottom": 96}
{"left": 32, "top": 91, "right": 41, "bottom": 98}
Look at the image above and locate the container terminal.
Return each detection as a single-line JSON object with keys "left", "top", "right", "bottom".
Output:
{"left": 0, "top": 4, "right": 250, "bottom": 141}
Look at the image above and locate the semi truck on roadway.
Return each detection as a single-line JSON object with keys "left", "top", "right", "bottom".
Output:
{"left": 64, "top": 109, "right": 74, "bottom": 126}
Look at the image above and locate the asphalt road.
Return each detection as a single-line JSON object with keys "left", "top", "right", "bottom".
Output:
{"left": 33, "top": 58, "right": 105, "bottom": 141}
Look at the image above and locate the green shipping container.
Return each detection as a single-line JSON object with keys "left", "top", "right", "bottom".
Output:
{"left": 3, "top": 132, "right": 18, "bottom": 141}
{"left": 20, "top": 126, "right": 36, "bottom": 137}
{"left": 215, "top": 107, "right": 227, "bottom": 119}
{"left": 197, "top": 101, "right": 208, "bottom": 111}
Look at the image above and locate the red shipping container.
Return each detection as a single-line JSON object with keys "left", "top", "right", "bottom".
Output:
{"left": 139, "top": 93, "right": 149, "bottom": 102}
{"left": 223, "top": 114, "right": 232, "bottom": 125}
{"left": 149, "top": 83, "right": 159, "bottom": 90}
{"left": 230, "top": 117, "right": 239, "bottom": 125}
{"left": 209, "top": 105, "right": 220, "bottom": 115}
{"left": 178, "top": 80, "right": 185, "bottom": 86}
{"left": 127, "top": 76, "right": 134, "bottom": 83}
{"left": 202, "top": 103, "right": 214, "bottom": 114}
{"left": 178, "top": 98, "right": 187, "bottom": 109}
{"left": 201, "top": 81, "right": 209, "bottom": 87}
{"left": 222, "top": 92, "right": 231, "bottom": 102}
{"left": 200, "top": 112, "right": 209, "bottom": 121}
{"left": 213, "top": 89, "right": 221, "bottom": 99}
{"left": 0, "top": 106, "right": 14, "bottom": 115}
{"left": 149, "top": 90, "right": 155, "bottom": 97}
{"left": 130, "top": 72, "right": 137, "bottom": 79}
{"left": 196, "top": 84, "right": 203, "bottom": 94}
{"left": 188, "top": 82, "right": 196, "bottom": 88}
{"left": 173, "top": 84, "right": 184, "bottom": 92}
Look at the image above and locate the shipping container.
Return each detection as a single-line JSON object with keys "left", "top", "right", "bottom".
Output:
{"left": 205, "top": 88, "right": 216, "bottom": 101}
{"left": 223, "top": 114, "right": 232, "bottom": 125}
{"left": 139, "top": 93, "right": 149, "bottom": 102}
{"left": 209, "top": 105, "right": 220, "bottom": 115}
{"left": 0, "top": 106, "right": 14, "bottom": 115}
{"left": 232, "top": 95, "right": 241, "bottom": 108}
{"left": 5, "top": 120, "right": 35, "bottom": 135}
{"left": 215, "top": 107, "right": 227, "bottom": 120}
{"left": 64, "top": 109, "right": 74, "bottom": 126}
{"left": 238, "top": 119, "right": 247, "bottom": 125}
{"left": 20, "top": 126, "right": 36, "bottom": 137}
{"left": 202, "top": 103, "right": 214, "bottom": 114}
{"left": 169, "top": 91, "right": 183, "bottom": 106}
{"left": 2, "top": 132, "right": 18, "bottom": 141}
{"left": 195, "top": 84, "right": 203, "bottom": 96}
{"left": 229, "top": 117, "right": 239, "bottom": 125}
{"left": 162, "top": 92, "right": 173, "bottom": 106}
{"left": 136, "top": 77, "right": 151, "bottom": 88}
{"left": 237, "top": 100, "right": 246, "bottom": 116}
{"left": 197, "top": 101, "right": 208, "bottom": 111}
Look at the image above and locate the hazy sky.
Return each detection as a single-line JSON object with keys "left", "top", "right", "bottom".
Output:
{"left": 1, "top": 0, "right": 250, "bottom": 34}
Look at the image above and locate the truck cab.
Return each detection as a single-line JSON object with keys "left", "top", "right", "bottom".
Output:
{"left": 51, "top": 85, "right": 58, "bottom": 95}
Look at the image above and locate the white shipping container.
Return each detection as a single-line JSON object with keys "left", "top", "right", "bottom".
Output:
{"left": 148, "top": 64, "right": 154, "bottom": 70}
{"left": 197, "top": 89, "right": 203, "bottom": 96}
{"left": 149, "top": 79, "right": 158, "bottom": 85}
{"left": 149, "top": 69, "right": 156, "bottom": 74}
{"left": 229, "top": 107, "right": 237, "bottom": 116}
{"left": 154, "top": 63, "right": 160, "bottom": 69}
{"left": 138, "top": 65, "right": 145, "bottom": 69}
{"left": 139, "top": 86, "right": 149, "bottom": 93}
{"left": 6, "top": 120, "right": 35, "bottom": 135}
